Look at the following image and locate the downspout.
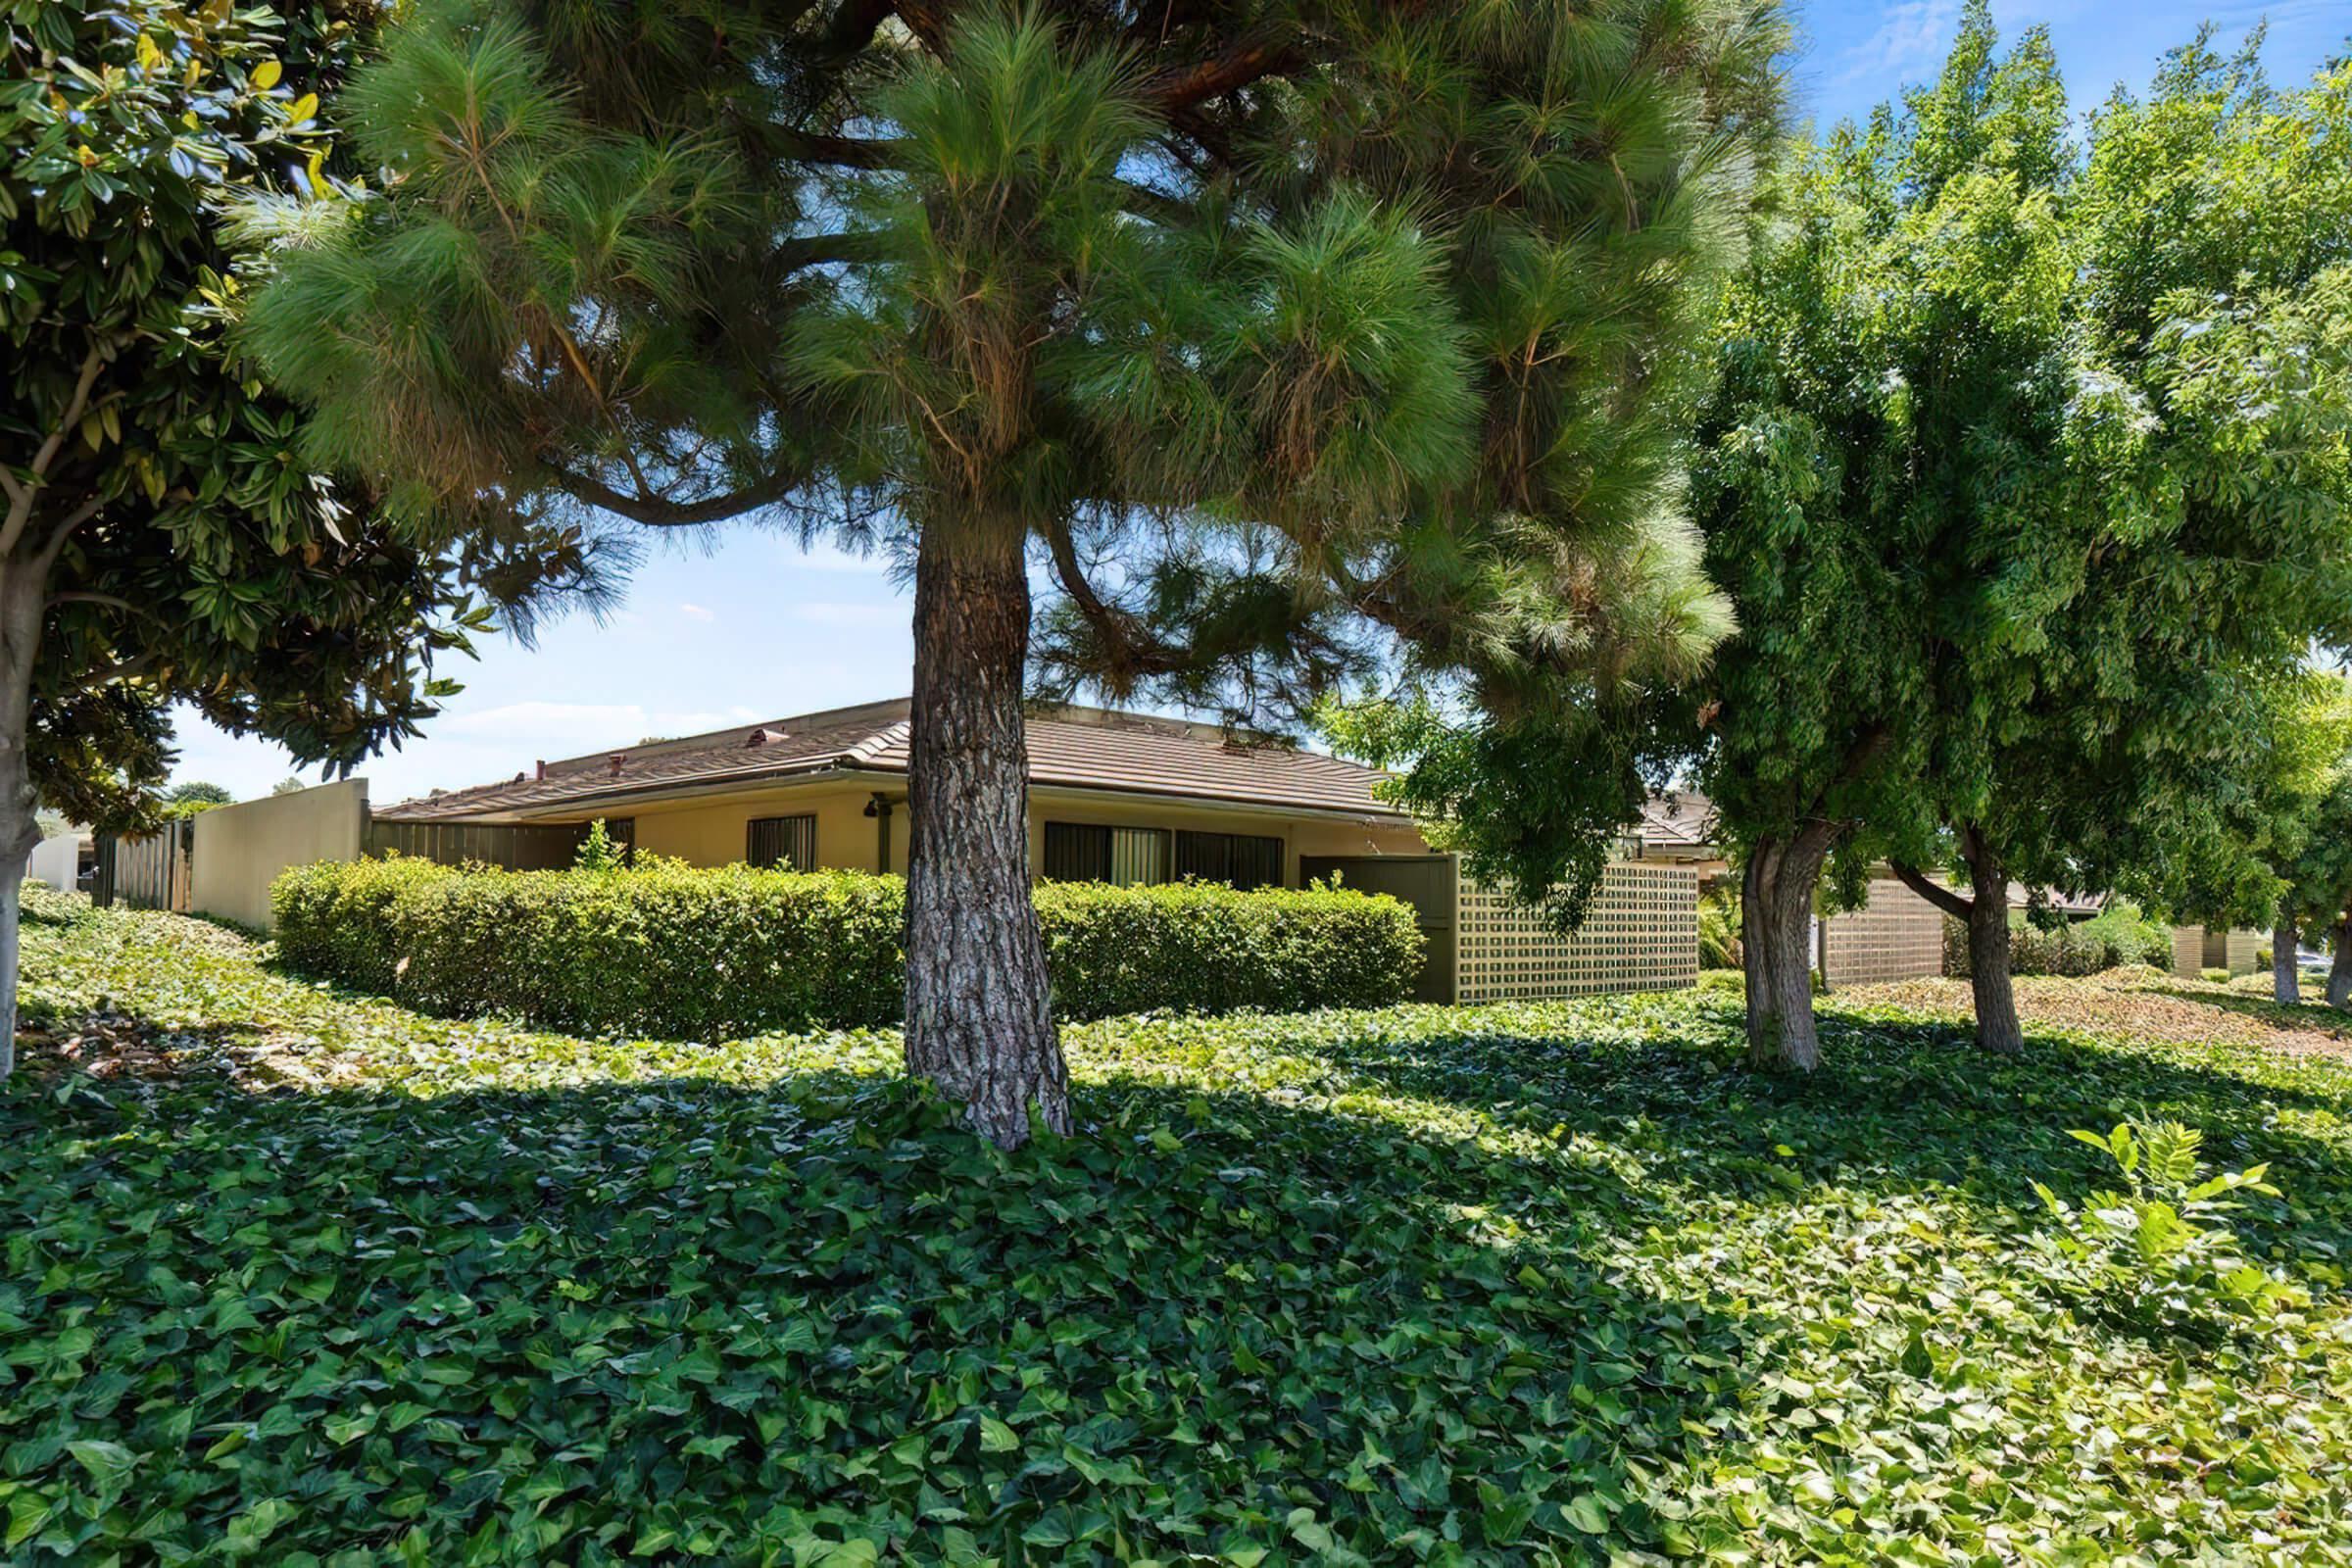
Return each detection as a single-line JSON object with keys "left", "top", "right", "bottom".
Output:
{"left": 864, "top": 793, "right": 895, "bottom": 873}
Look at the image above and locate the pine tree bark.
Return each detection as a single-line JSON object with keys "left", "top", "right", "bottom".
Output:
{"left": 2329, "top": 912, "right": 2352, "bottom": 1011}
{"left": 1959, "top": 828, "right": 2023, "bottom": 1054}
{"left": 902, "top": 516, "right": 1067, "bottom": 1148}
{"left": 0, "top": 564, "right": 48, "bottom": 1081}
{"left": 1741, "top": 826, "right": 1834, "bottom": 1070}
{"left": 2275, "top": 902, "right": 2300, "bottom": 1005}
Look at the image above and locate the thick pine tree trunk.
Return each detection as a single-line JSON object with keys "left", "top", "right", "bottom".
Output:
{"left": 1959, "top": 830, "right": 2023, "bottom": 1054}
{"left": 902, "top": 516, "right": 1067, "bottom": 1148}
{"left": 2329, "top": 913, "right": 2352, "bottom": 1011}
{"left": 2275, "top": 903, "right": 2301, "bottom": 1005}
{"left": 0, "top": 565, "right": 46, "bottom": 1081}
{"left": 1741, "top": 827, "right": 1832, "bottom": 1070}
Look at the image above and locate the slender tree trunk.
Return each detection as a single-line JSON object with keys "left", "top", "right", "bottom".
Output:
{"left": 2329, "top": 912, "right": 2352, "bottom": 1011}
{"left": 2275, "top": 902, "right": 2300, "bottom": 1005}
{"left": 1959, "top": 828, "right": 2023, "bottom": 1054}
{"left": 902, "top": 515, "right": 1067, "bottom": 1148}
{"left": 1741, "top": 826, "right": 1833, "bottom": 1070}
{"left": 0, "top": 564, "right": 47, "bottom": 1080}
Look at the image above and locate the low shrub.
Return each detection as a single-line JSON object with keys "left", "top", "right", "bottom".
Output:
{"left": 272, "top": 858, "right": 1424, "bottom": 1037}
{"left": 273, "top": 857, "right": 905, "bottom": 1038}
{"left": 1944, "top": 916, "right": 2145, "bottom": 978}
{"left": 2201, "top": 965, "right": 2233, "bottom": 984}
{"left": 1034, "top": 877, "right": 1424, "bottom": 1019}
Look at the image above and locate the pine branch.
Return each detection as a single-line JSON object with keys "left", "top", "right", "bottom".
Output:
{"left": 549, "top": 466, "right": 804, "bottom": 527}
{"left": 1142, "top": 32, "right": 1301, "bottom": 110}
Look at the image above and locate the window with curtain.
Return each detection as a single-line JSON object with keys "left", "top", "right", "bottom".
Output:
{"left": 1044, "top": 823, "right": 1172, "bottom": 885}
{"left": 1047, "top": 821, "right": 1281, "bottom": 890}
{"left": 747, "top": 813, "right": 818, "bottom": 870}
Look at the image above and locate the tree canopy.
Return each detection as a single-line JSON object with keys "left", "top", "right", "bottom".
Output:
{"left": 246, "top": 0, "right": 1785, "bottom": 1146}
{"left": 0, "top": 0, "right": 597, "bottom": 1075}
{"left": 1690, "top": 11, "right": 2352, "bottom": 1062}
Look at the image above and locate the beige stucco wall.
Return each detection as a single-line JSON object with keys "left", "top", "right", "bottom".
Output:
{"left": 557, "top": 779, "right": 1431, "bottom": 883}
{"left": 624, "top": 784, "right": 884, "bottom": 871}
{"left": 1024, "top": 787, "right": 1428, "bottom": 886}
{"left": 25, "top": 832, "right": 82, "bottom": 889}
{"left": 189, "top": 780, "right": 368, "bottom": 929}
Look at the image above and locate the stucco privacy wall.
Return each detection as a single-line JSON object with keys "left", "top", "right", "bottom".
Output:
{"left": 1822, "top": 876, "right": 1946, "bottom": 987}
{"left": 189, "top": 780, "right": 368, "bottom": 929}
{"left": 25, "top": 833, "right": 81, "bottom": 889}
{"left": 1455, "top": 861, "right": 1698, "bottom": 1003}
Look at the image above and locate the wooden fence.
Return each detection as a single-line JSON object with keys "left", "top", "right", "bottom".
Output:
{"left": 92, "top": 820, "right": 194, "bottom": 913}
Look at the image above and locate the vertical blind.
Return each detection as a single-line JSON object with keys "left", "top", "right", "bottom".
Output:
{"left": 747, "top": 814, "right": 818, "bottom": 870}
{"left": 1043, "top": 821, "right": 1282, "bottom": 890}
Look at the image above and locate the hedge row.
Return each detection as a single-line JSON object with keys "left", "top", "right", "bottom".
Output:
{"left": 1941, "top": 914, "right": 2171, "bottom": 979}
{"left": 271, "top": 858, "right": 1425, "bottom": 1038}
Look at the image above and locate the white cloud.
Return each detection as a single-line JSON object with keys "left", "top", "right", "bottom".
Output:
{"left": 1832, "top": 0, "right": 1960, "bottom": 86}
{"left": 679, "top": 603, "right": 715, "bottom": 622}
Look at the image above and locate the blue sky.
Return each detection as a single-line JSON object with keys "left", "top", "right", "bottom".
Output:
{"left": 172, "top": 1, "right": 2349, "bottom": 806}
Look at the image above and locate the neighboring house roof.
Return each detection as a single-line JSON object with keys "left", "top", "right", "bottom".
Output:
{"left": 373, "top": 699, "right": 1417, "bottom": 824}
{"left": 1635, "top": 790, "right": 1718, "bottom": 858}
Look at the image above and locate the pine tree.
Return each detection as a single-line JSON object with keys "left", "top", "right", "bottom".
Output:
{"left": 248, "top": 0, "right": 1783, "bottom": 1146}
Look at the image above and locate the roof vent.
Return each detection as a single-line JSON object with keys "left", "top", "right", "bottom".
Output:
{"left": 745, "top": 727, "right": 789, "bottom": 749}
{"left": 608, "top": 753, "right": 625, "bottom": 777}
{"left": 512, "top": 771, "right": 526, "bottom": 784}
{"left": 535, "top": 760, "right": 547, "bottom": 781}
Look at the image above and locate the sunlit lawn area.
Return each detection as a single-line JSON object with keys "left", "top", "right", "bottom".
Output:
{"left": 7, "top": 890, "right": 2351, "bottom": 1564}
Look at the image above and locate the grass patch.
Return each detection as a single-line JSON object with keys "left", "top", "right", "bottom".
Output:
{"left": 6, "top": 900, "right": 2352, "bottom": 1563}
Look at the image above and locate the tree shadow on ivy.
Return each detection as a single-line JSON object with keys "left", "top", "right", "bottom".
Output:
{"left": 5, "top": 1025, "right": 1774, "bottom": 1565}
{"left": 1228, "top": 997, "right": 2352, "bottom": 1260}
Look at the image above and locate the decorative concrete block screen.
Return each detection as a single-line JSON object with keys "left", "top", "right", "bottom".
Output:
{"left": 2171, "top": 926, "right": 2203, "bottom": 979}
{"left": 1822, "top": 876, "right": 1946, "bottom": 987}
{"left": 1456, "top": 861, "right": 1698, "bottom": 1003}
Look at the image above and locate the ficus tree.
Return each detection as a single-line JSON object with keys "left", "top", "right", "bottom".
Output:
{"left": 1878, "top": 31, "right": 2352, "bottom": 1052}
{"left": 1692, "top": 11, "right": 2352, "bottom": 1065}
{"left": 0, "top": 0, "right": 596, "bottom": 1076}
{"left": 2152, "top": 672, "right": 2352, "bottom": 1007}
{"left": 247, "top": 0, "right": 1781, "bottom": 1146}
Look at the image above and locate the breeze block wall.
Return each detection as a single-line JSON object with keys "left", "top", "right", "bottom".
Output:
{"left": 1821, "top": 876, "right": 1946, "bottom": 987}
{"left": 1454, "top": 860, "right": 1698, "bottom": 1003}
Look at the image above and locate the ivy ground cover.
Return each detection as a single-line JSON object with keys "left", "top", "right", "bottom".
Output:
{"left": 7, "top": 894, "right": 2352, "bottom": 1565}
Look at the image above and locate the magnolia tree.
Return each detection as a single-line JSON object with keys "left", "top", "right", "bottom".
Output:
{"left": 0, "top": 1, "right": 593, "bottom": 1075}
{"left": 247, "top": 0, "right": 1781, "bottom": 1147}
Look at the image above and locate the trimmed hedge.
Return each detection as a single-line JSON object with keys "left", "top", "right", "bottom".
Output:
{"left": 271, "top": 858, "right": 1424, "bottom": 1037}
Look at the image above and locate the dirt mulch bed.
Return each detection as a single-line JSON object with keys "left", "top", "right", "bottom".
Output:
{"left": 1838, "top": 971, "right": 2352, "bottom": 1061}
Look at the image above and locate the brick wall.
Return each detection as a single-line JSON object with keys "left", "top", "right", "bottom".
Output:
{"left": 1820, "top": 876, "right": 1946, "bottom": 987}
{"left": 1455, "top": 861, "right": 1698, "bottom": 1003}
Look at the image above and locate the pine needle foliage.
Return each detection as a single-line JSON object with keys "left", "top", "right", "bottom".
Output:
{"left": 243, "top": 0, "right": 1786, "bottom": 1142}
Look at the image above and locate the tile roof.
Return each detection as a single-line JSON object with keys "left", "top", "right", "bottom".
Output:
{"left": 372, "top": 699, "right": 1415, "bottom": 823}
{"left": 1636, "top": 790, "right": 1718, "bottom": 855}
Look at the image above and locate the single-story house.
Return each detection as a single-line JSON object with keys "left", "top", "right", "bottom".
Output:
{"left": 104, "top": 698, "right": 1679, "bottom": 1004}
